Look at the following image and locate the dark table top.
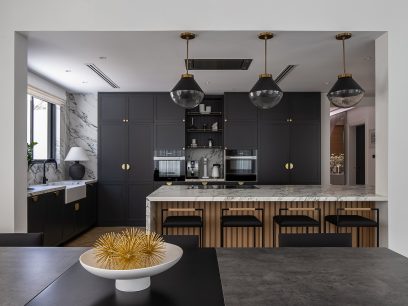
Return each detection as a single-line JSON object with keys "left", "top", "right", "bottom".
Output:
{"left": 1, "top": 247, "right": 408, "bottom": 306}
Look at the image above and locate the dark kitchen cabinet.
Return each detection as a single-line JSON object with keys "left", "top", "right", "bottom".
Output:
{"left": 155, "top": 93, "right": 185, "bottom": 122}
{"left": 224, "top": 121, "right": 258, "bottom": 149}
{"left": 98, "top": 93, "right": 157, "bottom": 226}
{"left": 28, "top": 190, "right": 63, "bottom": 246}
{"left": 258, "top": 122, "right": 291, "bottom": 184}
{"left": 258, "top": 92, "right": 321, "bottom": 185}
{"left": 62, "top": 201, "right": 76, "bottom": 241}
{"left": 99, "top": 93, "right": 128, "bottom": 124}
{"left": 224, "top": 93, "right": 258, "bottom": 149}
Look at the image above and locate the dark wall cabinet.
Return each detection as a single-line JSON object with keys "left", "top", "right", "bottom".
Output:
{"left": 98, "top": 93, "right": 184, "bottom": 226}
{"left": 28, "top": 184, "right": 97, "bottom": 246}
{"left": 258, "top": 92, "right": 321, "bottom": 185}
{"left": 224, "top": 93, "right": 258, "bottom": 149}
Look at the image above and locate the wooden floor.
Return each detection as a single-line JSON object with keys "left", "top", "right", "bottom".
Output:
{"left": 64, "top": 227, "right": 131, "bottom": 247}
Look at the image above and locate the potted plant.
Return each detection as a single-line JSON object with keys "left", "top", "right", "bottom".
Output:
{"left": 27, "top": 141, "right": 38, "bottom": 167}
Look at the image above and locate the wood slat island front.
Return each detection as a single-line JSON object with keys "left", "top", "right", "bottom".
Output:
{"left": 146, "top": 185, "right": 387, "bottom": 248}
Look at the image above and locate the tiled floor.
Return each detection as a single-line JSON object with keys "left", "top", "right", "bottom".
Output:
{"left": 63, "top": 227, "right": 131, "bottom": 247}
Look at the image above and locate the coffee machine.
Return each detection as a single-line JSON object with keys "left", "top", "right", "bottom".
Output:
{"left": 186, "top": 160, "right": 199, "bottom": 179}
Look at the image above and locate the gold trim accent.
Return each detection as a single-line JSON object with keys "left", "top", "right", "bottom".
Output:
{"left": 338, "top": 73, "right": 352, "bottom": 78}
{"left": 168, "top": 208, "right": 196, "bottom": 212}
{"left": 336, "top": 32, "right": 352, "bottom": 40}
{"left": 32, "top": 196, "right": 39, "bottom": 202}
{"left": 54, "top": 191, "right": 60, "bottom": 197}
{"left": 166, "top": 181, "right": 173, "bottom": 186}
{"left": 287, "top": 208, "right": 317, "bottom": 211}
{"left": 258, "top": 32, "right": 274, "bottom": 40}
{"left": 182, "top": 73, "right": 194, "bottom": 78}
{"left": 75, "top": 203, "right": 80, "bottom": 211}
{"left": 259, "top": 73, "right": 272, "bottom": 78}
{"left": 121, "top": 164, "right": 126, "bottom": 170}
{"left": 228, "top": 207, "right": 256, "bottom": 211}
{"left": 180, "top": 32, "right": 196, "bottom": 40}
{"left": 238, "top": 181, "right": 244, "bottom": 186}
{"left": 344, "top": 207, "right": 372, "bottom": 211}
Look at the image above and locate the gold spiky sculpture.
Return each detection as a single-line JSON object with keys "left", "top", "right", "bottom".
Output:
{"left": 94, "top": 228, "right": 165, "bottom": 270}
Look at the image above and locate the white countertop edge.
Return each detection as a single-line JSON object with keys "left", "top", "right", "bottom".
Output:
{"left": 147, "top": 196, "right": 388, "bottom": 202}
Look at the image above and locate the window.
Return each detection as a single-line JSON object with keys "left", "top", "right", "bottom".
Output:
{"left": 27, "top": 94, "right": 57, "bottom": 161}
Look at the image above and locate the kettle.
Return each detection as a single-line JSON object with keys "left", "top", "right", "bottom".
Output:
{"left": 212, "top": 164, "right": 221, "bottom": 178}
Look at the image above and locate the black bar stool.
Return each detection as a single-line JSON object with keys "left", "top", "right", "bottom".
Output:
{"left": 161, "top": 208, "right": 204, "bottom": 247}
{"left": 324, "top": 207, "right": 379, "bottom": 247}
{"left": 221, "top": 208, "right": 264, "bottom": 247}
{"left": 273, "top": 208, "right": 321, "bottom": 247}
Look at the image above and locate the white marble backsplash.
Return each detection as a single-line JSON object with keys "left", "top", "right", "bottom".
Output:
{"left": 67, "top": 93, "right": 97, "bottom": 180}
{"left": 185, "top": 148, "right": 224, "bottom": 178}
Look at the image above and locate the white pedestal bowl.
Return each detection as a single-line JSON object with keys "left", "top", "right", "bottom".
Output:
{"left": 79, "top": 243, "right": 183, "bottom": 292}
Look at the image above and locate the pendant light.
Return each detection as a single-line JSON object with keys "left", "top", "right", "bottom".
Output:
{"left": 170, "top": 32, "right": 204, "bottom": 109}
{"left": 327, "top": 33, "right": 365, "bottom": 108}
{"left": 249, "top": 32, "right": 283, "bottom": 109}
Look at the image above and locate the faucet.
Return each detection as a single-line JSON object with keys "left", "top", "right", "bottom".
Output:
{"left": 43, "top": 159, "right": 58, "bottom": 184}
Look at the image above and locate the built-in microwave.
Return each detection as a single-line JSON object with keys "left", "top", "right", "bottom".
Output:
{"left": 225, "top": 149, "right": 257, "bottom": 182}
{"left": 153, "top": 150, "right": 185, "bottom": 181}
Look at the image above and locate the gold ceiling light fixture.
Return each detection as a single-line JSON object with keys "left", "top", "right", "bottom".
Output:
{"left": 249, "top": 32, "right": 283, "bottom": 109}
{"left": 170, "top": 32, "right": 204, "bottom": 109}
{"left": 327, "top": 32, "right": 365, "bottom": 108}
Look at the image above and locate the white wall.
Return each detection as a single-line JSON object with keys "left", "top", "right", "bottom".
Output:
{"left": 27, "top": 71, "right": 66, "bottom": 101}
{"left": 345, "top": 105, "right": 376, "bottom": 186}
{"left": 1, "top": 0, "right": 405, "bottom": 255}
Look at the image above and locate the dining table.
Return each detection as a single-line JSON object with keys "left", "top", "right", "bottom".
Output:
{"left": 1, "top": 247, "right": 408, "bottom": 306}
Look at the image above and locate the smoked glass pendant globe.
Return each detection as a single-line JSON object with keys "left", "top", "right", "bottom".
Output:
{"left": 249, "top": 74, "right": 283, "bottom": 109}
{"left": 327, "top": 74, "right": 365, "bottom": 108}
{"left": 170, "top": 74, "right": 204, "bottom": 109}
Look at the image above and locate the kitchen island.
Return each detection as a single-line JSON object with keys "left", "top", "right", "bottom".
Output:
{"left": 146, "top": 185, "right": 387, "bottom": 247}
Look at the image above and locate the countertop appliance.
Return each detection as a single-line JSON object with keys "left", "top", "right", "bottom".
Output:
{"left": 212, "top": 164, "right": 221, "bottom": 178}
{"left": 187, "top": 160, "right": 199, "bottom": 179}
{"left": 154, "top": 150, "right": 185, "bottom": 181}
{"left": 225, "top": 149, "right": 257, "bottom": 182}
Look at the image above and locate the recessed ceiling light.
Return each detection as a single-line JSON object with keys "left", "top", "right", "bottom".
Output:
{"left": 99, "top": 56, "right": 107, "bottom": 60}
{"left": 364, "top": 56, "right": 372, "bottom": 61}
{"left": 206, "top": 81, "right": 211, "bottom": 85}
{"left": 82, "top": 81, "right": 88, "bottom": 84}
{"left": 65, "top": 69, "right": 71, "bottom": 73}
{"left": 324, "top": 81, "right": 330, "bottom": 85}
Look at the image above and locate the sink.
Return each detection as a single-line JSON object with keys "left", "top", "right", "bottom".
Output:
{"left": 27, "top": 187, "right": 35, "bottom": 191}
{"left": 65, "top": 184, "right": 86, "bottom": 204}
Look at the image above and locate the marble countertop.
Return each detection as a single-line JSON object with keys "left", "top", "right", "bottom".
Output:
{"left": 147, "top": 185, "right": 387, "bottom": 202}
{"left": 27, "top": 179, "right": 97, "bottom": 197}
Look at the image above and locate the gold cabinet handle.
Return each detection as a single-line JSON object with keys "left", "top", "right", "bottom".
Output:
{"left": 32, "top": 196, "right": 39, "bottom": 202}
{"left": 126, "top": 163, "right": 131, "bottom": 170}
{"left": 290, "top": 162, "right": 294, "bottom": 170}
{"left": 121, "top": 163, "right": 126, "bottom": 170}
{"left": 54, "top": 191, "right": 60, "bottom": 197}
{"left": 284, "top": 163, "right": 289, "bottom": 170}
{"left": 74, "top": 203, "right": 80, "bottom": 211}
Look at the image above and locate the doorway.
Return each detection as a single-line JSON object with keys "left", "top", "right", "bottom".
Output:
{"left": 355, "top": 124, "right": 365, "bottom": 185}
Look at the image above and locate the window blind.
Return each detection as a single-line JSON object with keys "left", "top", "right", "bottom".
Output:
{"left": 27, "top": 84, "right": 65, "bottom": 106}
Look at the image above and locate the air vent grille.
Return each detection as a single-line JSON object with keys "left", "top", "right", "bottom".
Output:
{"left": 275, "top": 65, "right": 298, "bottom": 84}
{"left": 85, "top": 64, "right": 119, "bottom": 88}
{"left": 186, "top": 59, "right": 252, "bottom": 70}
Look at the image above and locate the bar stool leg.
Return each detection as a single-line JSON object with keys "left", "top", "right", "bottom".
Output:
{"left": 200, "top": 226, "right": 203, "bottom": 248}
{"left": 261, "top": 225, "right": 264, "bottom": 248}
{"left": 376, "top": 225, "right": 380, "bottom": 247}
{"left": 306, "top": 227, "right": 309, "bottom": 234}
{"left": 357, "top": 227, "right": 360, "bottom": 247}
{"left": 272, "top": 221, "right": 275, "bottom": 248}
{"left": 221, "top": 226, "right": 224, "bottom": 247}
{"left": 253, "top": 227, "right": 256, "bottom": 248}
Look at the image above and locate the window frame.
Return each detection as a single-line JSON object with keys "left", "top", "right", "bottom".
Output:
{"left": 28, "top": 95, "right": 57, "bottom": 164}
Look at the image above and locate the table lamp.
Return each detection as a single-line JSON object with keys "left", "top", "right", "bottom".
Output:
{"left": 65, "top": 147, "right": 89, "bottom": 180}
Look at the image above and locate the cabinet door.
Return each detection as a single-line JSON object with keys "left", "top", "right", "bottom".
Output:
{"left": 224, "top": 93, "right": 258, "bottom": 122}
{"left": 155, "top": 93, "right": 185, "bottom": 122}
{"left": 259, "top": 94, "right": 290, "bottom": 122}
{"left": 290, "top": 92, "right": 321, "bottom": 122}
{"left": 43, "top": 191, "right": 63, "bottom": 246}
{"left": 128, "top": 123, "right": 154, "bottom": 182}
{"left": 99, "top": 93, "right": 128, "bottom": 124}
{"left": 155, "top": 122, "right": 185, "bottom": 150}
{"left": 224, "top": 121, "right": 258, "bottom": 149}
{"left": 62, "top": 202, "right": 76, "bottom": 241}
{"left": 128, "top": 93, "right": 154, "bottom": 123}
{"left": 27, "top": 195, "right": 45, "bottom": 234}
{"left": 128, "top": 183, "right": 154, "bottom": 226}
{"left": 258, "top": 122, "right": 291, "bottom": 184}
{"left": 98, "top": 183, "right": 127, "bottom": 226}
{"left": 98, "top": 124, "right": 128, "bottom": 182}
{"left": 86, "top": 183, "right": 98, "bottom": 226}
{"left": 290, "top": 122, "right": 321, "bottom": 184}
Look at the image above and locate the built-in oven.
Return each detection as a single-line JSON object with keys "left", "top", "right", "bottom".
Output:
{"left": 153, "top": 150, "right": 185, "bottom": 181}
{"left": 225, "top": 149, "right": 257, "bottom": 182}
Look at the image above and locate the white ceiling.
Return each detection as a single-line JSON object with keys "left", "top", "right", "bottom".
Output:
{"left": 27, "top": 31, "right": 383, "bottom": 95}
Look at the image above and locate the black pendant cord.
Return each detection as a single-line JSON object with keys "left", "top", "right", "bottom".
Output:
{"left": 342, "top": 38, "right": 346, "bottom": 74}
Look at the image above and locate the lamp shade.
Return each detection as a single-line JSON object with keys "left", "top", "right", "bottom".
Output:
{"left": 327, "top": 74, "right": 365, "bottom": 108}
{"left": 249, "top": 74, "right": 283, "bottom": 109}
{"left": 65, "top": 147, "right": 89, "bottom": 162}
{"left": 170, "top": 74, "right": 204, "bottom": 109}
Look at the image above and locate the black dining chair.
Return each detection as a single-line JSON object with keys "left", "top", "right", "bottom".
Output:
{"left": 279, "top": 233, "right": 352, "bottom": 247}
{"left": 162, "top": 208, "right": 204, "bottom": 247}
{"left": 0, "top": 233, "right": 43, "bottom": 247}
{"left": 221, "top": 207, "right": 264, "bottom": 247}
{"left": 324, "top": 207, "right": 379, "bottom": 247}
{"left": 273, "top": 207, "right": 321, "bottom": 247}
{"left": 163, "top": 235, "right": 199, "bottom": 249}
